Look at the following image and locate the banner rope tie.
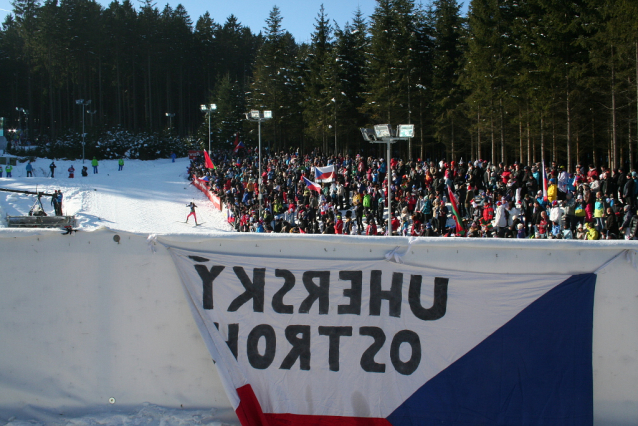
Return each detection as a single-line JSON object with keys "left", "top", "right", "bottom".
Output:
{"left": 147, "top": 234, "right": 157, "bottom": 253}
{"left": 384, "top": 237, "right": 418, "bottom": 264}
{"left": 594, "top": 249, "right": 638, "bottom": 274}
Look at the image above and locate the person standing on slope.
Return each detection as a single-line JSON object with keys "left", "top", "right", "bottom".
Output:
{"left": 186, "top": 201, "right": 198, "bottom": 225}
{"left": 92, "top": 156, "right": 99, "bottom": 174}
{"left": 68, "top": 165, "right": 75, "bottom": 178}
{"left": 50, "top": 161, "right": 56, "bottom": 178}
{"left": 56, "top": 190, "right": 63, "bottom": 215}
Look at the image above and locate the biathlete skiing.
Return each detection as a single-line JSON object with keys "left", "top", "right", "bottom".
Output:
{"left": 186, "top": 201, "right": 198, "bottom": 225}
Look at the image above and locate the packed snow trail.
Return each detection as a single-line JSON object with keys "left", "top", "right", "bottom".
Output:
{"left": 0, "top": 157, "right": 234, "bottom": 234}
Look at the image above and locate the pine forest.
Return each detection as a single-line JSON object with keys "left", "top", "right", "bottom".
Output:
{"left": 2, "top": 0, "right": 638, "bottom": 169}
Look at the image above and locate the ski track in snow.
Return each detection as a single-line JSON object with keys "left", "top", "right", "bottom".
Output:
{"left": 0, "top": 157, "right": 234, "bottom": 235}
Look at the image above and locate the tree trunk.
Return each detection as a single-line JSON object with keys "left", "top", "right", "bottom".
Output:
{"left": 566, "top": 87, "right": 571, "bottom": 172}
{"left": 477, "top": 109, "right": 481, "bottom": 160}
{"left": 592, "top": 115, "right": 596, "bottom": 168}
{"left": 500, "top": 98, "right": 505, "bottom": 164}
{"left": 519, "top": 109, "right": 523, "bottom": 164}
{"left": 98, "top": 56, "right": 103, "bottom": 128}
{"left": 490, "top": 109, "right": 495, "bottom": 164}
{"left": 527, "top": 104, "right": 531, "bottom": 165}
{"left": 634, "top": 39, "right": 638, "bottom": 170}
{"left": 541, "top": 113, "right": 545, "bottom": 161}
{"left": 116, "top": 58, "right": 122, "bottom": 126}
{"left": 611, "top": 45, "right": 617, "bottom": 169}
{"left": 451, "top": 116, "right": 455, "bottom": 162}
{"left": 552, "top": 113, "right": 556, "bottom": 163}
{"left": 147, "top": 52, "right": 153, "bottom": 131}
{"left": 576, "top": 131, "right": 580, "bottom": 166}
{"left": 48, "top": 48, "right": 55, "bottom": 137}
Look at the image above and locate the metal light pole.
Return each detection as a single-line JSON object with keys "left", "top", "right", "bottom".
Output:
{"left": 76, "top": 100, "right": 91, "bottom": 164}
{"left": 246, "top": 109, "right": 272, "bottom": 220}
{"left": 360, "top": 124, "right": 414, "bottom": 235}
{"left": 200, "top": 104, "right": 217, "bottom": 154}
{"left": 16, "top": 107, "right": 28, "bottom": 140}
{"left": 87, "top": 109, "right": 97, "bottom": 127}
{"left": 165, "top": 112, "right": 175, "bottom": 131}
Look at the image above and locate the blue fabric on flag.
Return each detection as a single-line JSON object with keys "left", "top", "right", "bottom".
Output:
{"left": 387, "top": 273, "right": 596, "bottom": 426}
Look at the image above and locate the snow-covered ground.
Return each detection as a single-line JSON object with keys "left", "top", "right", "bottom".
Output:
{"left": 1, "top": 155, "right": 236, "bottom": 426}
{"left": 0, "top": 156, "right": 233, "bottom": 234}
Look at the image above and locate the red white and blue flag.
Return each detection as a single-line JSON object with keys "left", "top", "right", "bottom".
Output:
{"left": 170, "top": 249, "right": 596, "bottom": 426}
{"left": 303, "top": 176, "right": 322, "bottom": 193}
{"left": 314, "top": 165, "right": 335, "bottom": 182}
{"left": 234, "top": 134, "right": 245, "bottom": 153}
{"left": 542, "top": 159, "right": 548, "bottom": 201}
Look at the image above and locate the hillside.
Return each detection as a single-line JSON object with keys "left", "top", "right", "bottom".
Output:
{"left": 0, "top": 157, "right": 232, "bottom": 234}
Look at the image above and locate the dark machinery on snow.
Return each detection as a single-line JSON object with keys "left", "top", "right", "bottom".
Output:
{"left": 1, "top": 187, "right": 76, "bottom": 228}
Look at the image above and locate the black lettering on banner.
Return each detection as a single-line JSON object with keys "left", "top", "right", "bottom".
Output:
{"left": 280, "top": 325, "right": 311, "bottom": 370}
{"left": 193, "top": 265, "right": 225, "bottom": 310}
{"left": 272, "top": 269, "right": 295, "bottom": 314}
{"left": 370, "top": 271, "right": 402, "bottom": 317}
{"left": 409, "top": 276, "right": 449, "bottom": 321}
{"left": 299, "top": 271, "right": 330, "bottom": 314}
{"left": 359, "top": 326, "right": 386, "bottom": 373}
{"left": 338, "top": 271, "right": 362, "bottom": 315}
{"left": 390, "top": 330, "right": 421, "bottom": 375}
{"left": 227, "top": 267, "right": 265, "bottom": 312}
{"left": 214, "top": 322, "right": 239, "bottom": 359}
{"left": 247, "top": 324, "right": 276, "bottom": 369}
{"left": 319, "top": 326, "right": 353, "bottom": 371}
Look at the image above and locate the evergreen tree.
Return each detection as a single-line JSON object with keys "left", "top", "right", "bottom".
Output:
{"left": 431, "top": 0, "right": 465, "bottom": 161}
{"left": 364, "top": 0, "right": 418, "bottom": 126}
{"left": 333, "top": 8, "right": 369, "bottom": 155}
{"left": 208, "top": 74, "right": 246, "bottom": 148}
{"left": 301, "top": 5, "right": 334, "bottom": 153}
{"left": 249, "top": 6, "right": 301, "bottom": 150}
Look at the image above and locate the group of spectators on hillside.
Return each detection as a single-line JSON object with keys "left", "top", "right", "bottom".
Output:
{"left": 187, "top": 147, "right": 638, "bottom": 240}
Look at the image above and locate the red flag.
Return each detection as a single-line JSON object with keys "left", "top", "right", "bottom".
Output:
{"left": 203, "top": 150, "right": 215, "bottom": 169}
{"left": 447, "top": 185, "right": 466, "bottom": 236}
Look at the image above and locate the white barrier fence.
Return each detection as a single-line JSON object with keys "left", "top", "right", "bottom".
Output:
{"left": 0, "top": 230, "right": 637, "bottom": 425}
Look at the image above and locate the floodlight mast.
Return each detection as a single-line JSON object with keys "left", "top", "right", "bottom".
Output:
{"left": 360, "top": 124, "right": 414, "bottom": 235}
{"left": 200, "top": 104, "right": 217, "bottom": 154}
{"left": 245, "top": 110, "right": 272, "bottom": 220}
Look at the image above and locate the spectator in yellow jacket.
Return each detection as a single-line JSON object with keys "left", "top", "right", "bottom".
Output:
{"left": 547, "top": 178, "right": 558, "bottom": 203}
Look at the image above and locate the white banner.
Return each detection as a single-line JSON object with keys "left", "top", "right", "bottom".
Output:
{"left": 169, "top": 247, "right": 595, "bottom": 425}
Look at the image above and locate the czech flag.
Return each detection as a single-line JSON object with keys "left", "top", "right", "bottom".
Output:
{"left": 314, "top": 165, "right": 335, "bottom": 182}
{"left": 233, "top": 133, "right": 245, "bottom": 153}
{"left": 303, "top": 176, "right": 321, "bottom": 193}
{"left": 542, "top": 159, "right": 548, "bottom": 201}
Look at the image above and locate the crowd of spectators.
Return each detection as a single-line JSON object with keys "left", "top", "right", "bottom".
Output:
{"left": 188, "top": 148, "right": 638, "bottom": 240}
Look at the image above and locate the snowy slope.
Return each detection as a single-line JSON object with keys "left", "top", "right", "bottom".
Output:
{"left": 0, "top": 156, "right": 236, "bottom": 426}
{"left": 0, "top": 156, "right": 233, "bottom": 234}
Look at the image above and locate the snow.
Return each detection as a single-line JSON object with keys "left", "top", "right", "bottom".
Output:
{"left": 5, "top": 404, "right": 232, "bottom": 426}
{"left": 1, "top": 155, "right": 238, "bottom": 426}
{"left": 0, "top": 156, "right": 234, "bottom": 235}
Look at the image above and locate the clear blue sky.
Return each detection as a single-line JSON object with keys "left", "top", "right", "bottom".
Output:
{"left": 0, "top": 0, "right": 467, "bottom": 44}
